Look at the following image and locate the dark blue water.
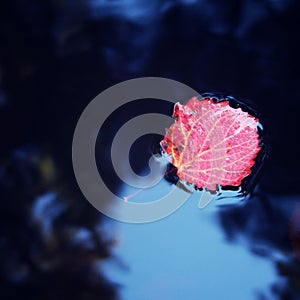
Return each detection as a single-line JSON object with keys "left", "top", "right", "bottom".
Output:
{"left": 2, "top": 0, "right": 300, "bottom": 299}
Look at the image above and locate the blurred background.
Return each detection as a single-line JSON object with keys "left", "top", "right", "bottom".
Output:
{"left": 1, "top": 0, "right": 300, "bottom": 299}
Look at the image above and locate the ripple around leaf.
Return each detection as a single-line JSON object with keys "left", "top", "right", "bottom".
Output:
{"left": 160, "top": 96, "right": 262, "bottom": 191}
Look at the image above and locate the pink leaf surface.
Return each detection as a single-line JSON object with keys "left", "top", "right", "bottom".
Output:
{"left": 160, "top": 97, "right": 261, "bottom": 191}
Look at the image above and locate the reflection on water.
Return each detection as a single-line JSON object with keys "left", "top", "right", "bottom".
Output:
{"left": 2, "top": 0, "right": 300, "bottom": 298}
{"left": 102, "top": 180, "right": 278, "bottom": 299}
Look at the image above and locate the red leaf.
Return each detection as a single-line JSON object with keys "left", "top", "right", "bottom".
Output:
{"left": 160, "top": 97, "right": 261, "bottom": 191}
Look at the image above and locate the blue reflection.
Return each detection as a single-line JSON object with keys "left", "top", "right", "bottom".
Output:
{"left": 102, "top": 181, "right": 277, "bottom": 299}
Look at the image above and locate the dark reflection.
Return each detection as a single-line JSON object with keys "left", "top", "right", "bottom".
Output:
{"left": 0, "top": 147, "right": 118, "bottom": 299}
{"left": 1, "top": 0, "right": 300, "bottom": 299}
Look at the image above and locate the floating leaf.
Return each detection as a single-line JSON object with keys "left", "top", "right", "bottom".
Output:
{"left": 160, "top": 96, "right": 261, "bottom": 191}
